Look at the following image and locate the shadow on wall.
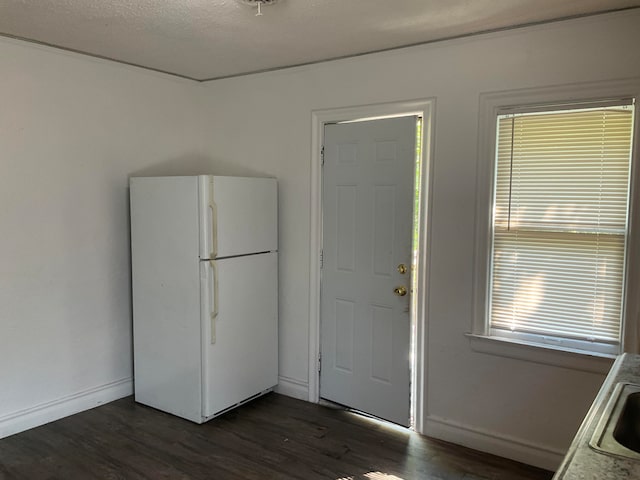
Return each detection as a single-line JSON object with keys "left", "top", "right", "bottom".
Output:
{"left": 129, "top": 154, "right": 270, "bottom": 179}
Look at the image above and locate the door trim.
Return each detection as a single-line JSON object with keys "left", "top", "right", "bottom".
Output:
{"left": 308, "top": 98, "right": 435, "bottom": 434}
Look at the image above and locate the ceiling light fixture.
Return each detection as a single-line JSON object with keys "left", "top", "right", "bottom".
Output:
{"left": 239, "top": 0, "right": 279, "bottom": 17}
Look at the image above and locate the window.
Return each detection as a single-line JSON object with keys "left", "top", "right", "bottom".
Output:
{"left": 486, "top": 101, "right": 635, "bottom": 356}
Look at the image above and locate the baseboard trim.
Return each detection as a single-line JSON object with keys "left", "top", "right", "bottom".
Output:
{"left": 275, "top": 375, "right": 309, "bottom": 401}
{"left": 425, "top": 415, "right": 564, "bottom": 471}
{"left": 0, "top": 377, "right": 133, "bottom": 439}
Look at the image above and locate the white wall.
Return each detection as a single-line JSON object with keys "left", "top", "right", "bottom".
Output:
{"left": 0, "top": 38, "right": 205, "bottom": 436}
{"left": 198, "top": 10, "right": 640, "bottom": 469}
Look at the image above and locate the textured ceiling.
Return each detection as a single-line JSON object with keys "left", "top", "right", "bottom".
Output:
{"left": 0, "top": 0, "right": 638, "bottom": 81}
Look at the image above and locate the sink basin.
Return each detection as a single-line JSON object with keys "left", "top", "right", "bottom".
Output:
{"left": 614, "top": 389, "right": 640, "bottom": 453}
{"left": 590, "top": 383, "right": 640, "bottom": 460}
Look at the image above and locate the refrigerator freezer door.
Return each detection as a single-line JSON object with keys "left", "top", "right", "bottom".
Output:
{"left": 201, "top": 252, "right": 278, "bottom": 419}
{"left": 199, "top": 176, "right": 278, "bottom": 259}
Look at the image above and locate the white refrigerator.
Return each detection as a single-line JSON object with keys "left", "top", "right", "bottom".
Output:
{"left": 130, "top": 175, "right": 278, "bottom": 423}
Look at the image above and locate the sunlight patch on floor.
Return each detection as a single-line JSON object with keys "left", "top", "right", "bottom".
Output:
{"left": 345, "top": 410, "right": 411, "bottom": 435}
{"left": 365, "top": 472, "right": 405, "bottom": 480}
{"left": 336, "top": 473, "right": 405, "bottom": 480}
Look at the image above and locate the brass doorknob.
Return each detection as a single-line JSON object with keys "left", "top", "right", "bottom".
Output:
{"left": 394, "top": 286, "right": 407, "bottom": 296}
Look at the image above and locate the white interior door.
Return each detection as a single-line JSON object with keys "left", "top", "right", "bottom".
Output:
{"left": 320, "top": 116, "right": 416, "bottom": 426}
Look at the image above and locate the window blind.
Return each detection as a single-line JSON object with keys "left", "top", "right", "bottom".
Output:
{"left": 490, "top": 104, "right": 634, "bottom": 345}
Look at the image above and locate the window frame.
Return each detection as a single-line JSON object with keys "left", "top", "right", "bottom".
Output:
{"left": 470, "top": 80, "right": 640, "bottom": 371}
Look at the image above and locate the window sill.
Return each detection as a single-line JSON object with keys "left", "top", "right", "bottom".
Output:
{"left": 465, "top": 333, "right": 616, "bottom": 374}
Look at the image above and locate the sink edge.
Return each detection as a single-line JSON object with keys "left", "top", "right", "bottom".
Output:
{"left": 588, "top": 382, "right": 640, "bottom": 461}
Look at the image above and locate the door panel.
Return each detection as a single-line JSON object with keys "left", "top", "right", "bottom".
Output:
{"left": 320, "top": 116, "right": 416, "bottom": 426}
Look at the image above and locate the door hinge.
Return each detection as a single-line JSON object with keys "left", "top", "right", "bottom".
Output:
{"left": 320, "top": 249, "right": 324, "bottom": 269}
{"left": 321, "top": 146, "right": 325, "bottom": 166}
{"left": 318, "top": 353, "right": 322, "bottom": 373}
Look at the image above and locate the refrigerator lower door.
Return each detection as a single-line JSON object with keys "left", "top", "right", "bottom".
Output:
{"left": 201, "top": 251, "right": 278, "bottom": 419}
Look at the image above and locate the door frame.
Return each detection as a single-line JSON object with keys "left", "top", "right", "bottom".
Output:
{"left": 308, "top": 98, "right": 435, "bottom": 434}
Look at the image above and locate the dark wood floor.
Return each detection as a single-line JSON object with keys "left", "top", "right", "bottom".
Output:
{"left": 0, "top": 393, "right": 553, "bottom": 480}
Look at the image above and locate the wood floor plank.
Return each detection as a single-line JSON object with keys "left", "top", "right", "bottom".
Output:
{"left": 0, "top": 394, "right": 553, "bottom": 480}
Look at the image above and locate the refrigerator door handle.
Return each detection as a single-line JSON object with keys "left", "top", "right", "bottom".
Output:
{"left": 209, "top": 201, "right": 218, "bottom": 259}
{"left": 210, "top": 260, "right": 219, "bottom": 344}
